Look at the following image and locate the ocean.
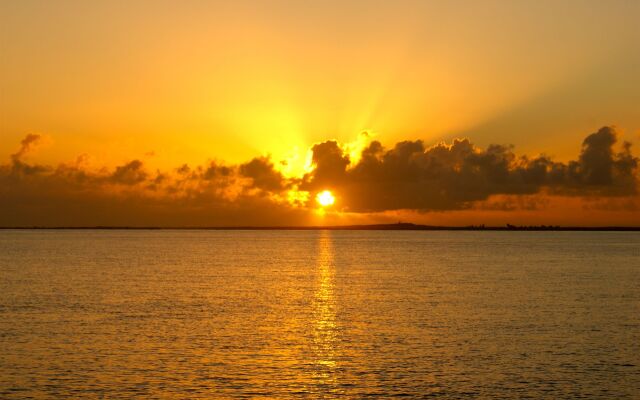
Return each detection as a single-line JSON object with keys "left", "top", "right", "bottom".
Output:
{"left": 1, "top": 230, "right": 639, "bottom": 398}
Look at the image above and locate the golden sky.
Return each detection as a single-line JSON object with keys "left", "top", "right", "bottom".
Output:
{"left": 1, "top": 1, "right": 639, "bottom": 226}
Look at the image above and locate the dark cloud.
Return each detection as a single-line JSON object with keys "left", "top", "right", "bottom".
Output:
{"left": 0, "top": 136, "right": 303, "bottom": 226}
{"left": 202, "top": 161, "right": 233, "bottom": 180}
{"left": 176, "top": 164, "right": 191, "bottom": 175}
{"left": 578, "top": 127, "right": 617, "bottom": 185}
{"left": 11, "top": 133, "right": 42, "bottom": 163}
{"left": 4, "top": 133, "right": 50, "bottom": 177}
{"left": 109, "top": 160, "right": 147, "bottom": 185}
{"left": 0, "top": 126, "right": 638, "bottom": 226}
{"left": 551, "top": 127, "right": 638, "bottom": 195}
{"left": 301, "top": 126, "right": 639, "bottom": 212}
{"left": 307, "top": 141, "right": 350, "bottom": 187}
{"left": 239, "top": 157, "right": 287, "bottom": 191}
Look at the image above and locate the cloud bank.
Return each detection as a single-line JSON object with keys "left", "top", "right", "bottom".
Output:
{"left": 301, "top": 126, "right": 638, "bottom": 212}
{"left": 0, "top": 127, "right": 638, "bottom": 226}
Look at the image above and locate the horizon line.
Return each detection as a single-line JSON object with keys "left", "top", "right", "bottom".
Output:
{"left": 1, "top": 223, "right": 639, "bottom": 231}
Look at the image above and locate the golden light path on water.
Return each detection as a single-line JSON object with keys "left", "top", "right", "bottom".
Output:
{"left": 311, "top": 231, "right": 338, "bottom": 390}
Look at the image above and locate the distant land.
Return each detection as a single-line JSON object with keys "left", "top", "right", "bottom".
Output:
{"left": 1, "top": 223, "right": 639, "bottom": 231}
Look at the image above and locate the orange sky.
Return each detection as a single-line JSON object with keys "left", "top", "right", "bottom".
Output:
{"left": 1, "top": 1, "right": 639, "bottom": 226}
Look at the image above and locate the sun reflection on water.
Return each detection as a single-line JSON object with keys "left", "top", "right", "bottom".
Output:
{"left": 312, "top": 230, "right": 338, "bottom": 387}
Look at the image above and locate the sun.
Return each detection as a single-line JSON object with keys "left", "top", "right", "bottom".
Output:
{"left": 316, "top": 190, "right": 335, "bottom": 207}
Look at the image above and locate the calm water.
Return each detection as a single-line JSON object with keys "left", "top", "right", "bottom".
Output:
{"left": 1, "top": 230, "right": 639, "bottom": 398}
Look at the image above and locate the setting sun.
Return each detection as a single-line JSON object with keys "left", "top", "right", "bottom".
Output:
{"left": 316, "top": 190, "right": 335, "bottom": 207}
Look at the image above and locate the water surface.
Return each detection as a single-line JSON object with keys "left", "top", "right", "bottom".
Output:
{"left": 1, "top": 230, "right": 639, "bottom": 398}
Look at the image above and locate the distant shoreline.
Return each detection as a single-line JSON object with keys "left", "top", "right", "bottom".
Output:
{"left": 1, "top": 223, "right": 639, "bottom": 231}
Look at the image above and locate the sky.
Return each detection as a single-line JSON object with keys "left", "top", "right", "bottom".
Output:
{"left": 1, "top": 0, "right": 639, "bottom": 226}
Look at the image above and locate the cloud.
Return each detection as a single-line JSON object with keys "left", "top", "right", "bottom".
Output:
{"left": 109, "top": 160, "right": 147, "bottom": 185}
{"left": 0, "top": 126, "right": 638, "bottom": 226}
{"left": 239, "top": 157, "right": 287, "bottom": 191}
{"left": 301, "top": 126, "right": 638, "bottom": 212}
{"left": 0, "top": 138, "right": 300, "bottom": 226}
{"left": 11, "top": 133, "right": 42, "bottom": 162}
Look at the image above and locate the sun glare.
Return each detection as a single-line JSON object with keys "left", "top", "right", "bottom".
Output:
{"left": 316, "top": 190, "right": 335, "bottom": 207}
